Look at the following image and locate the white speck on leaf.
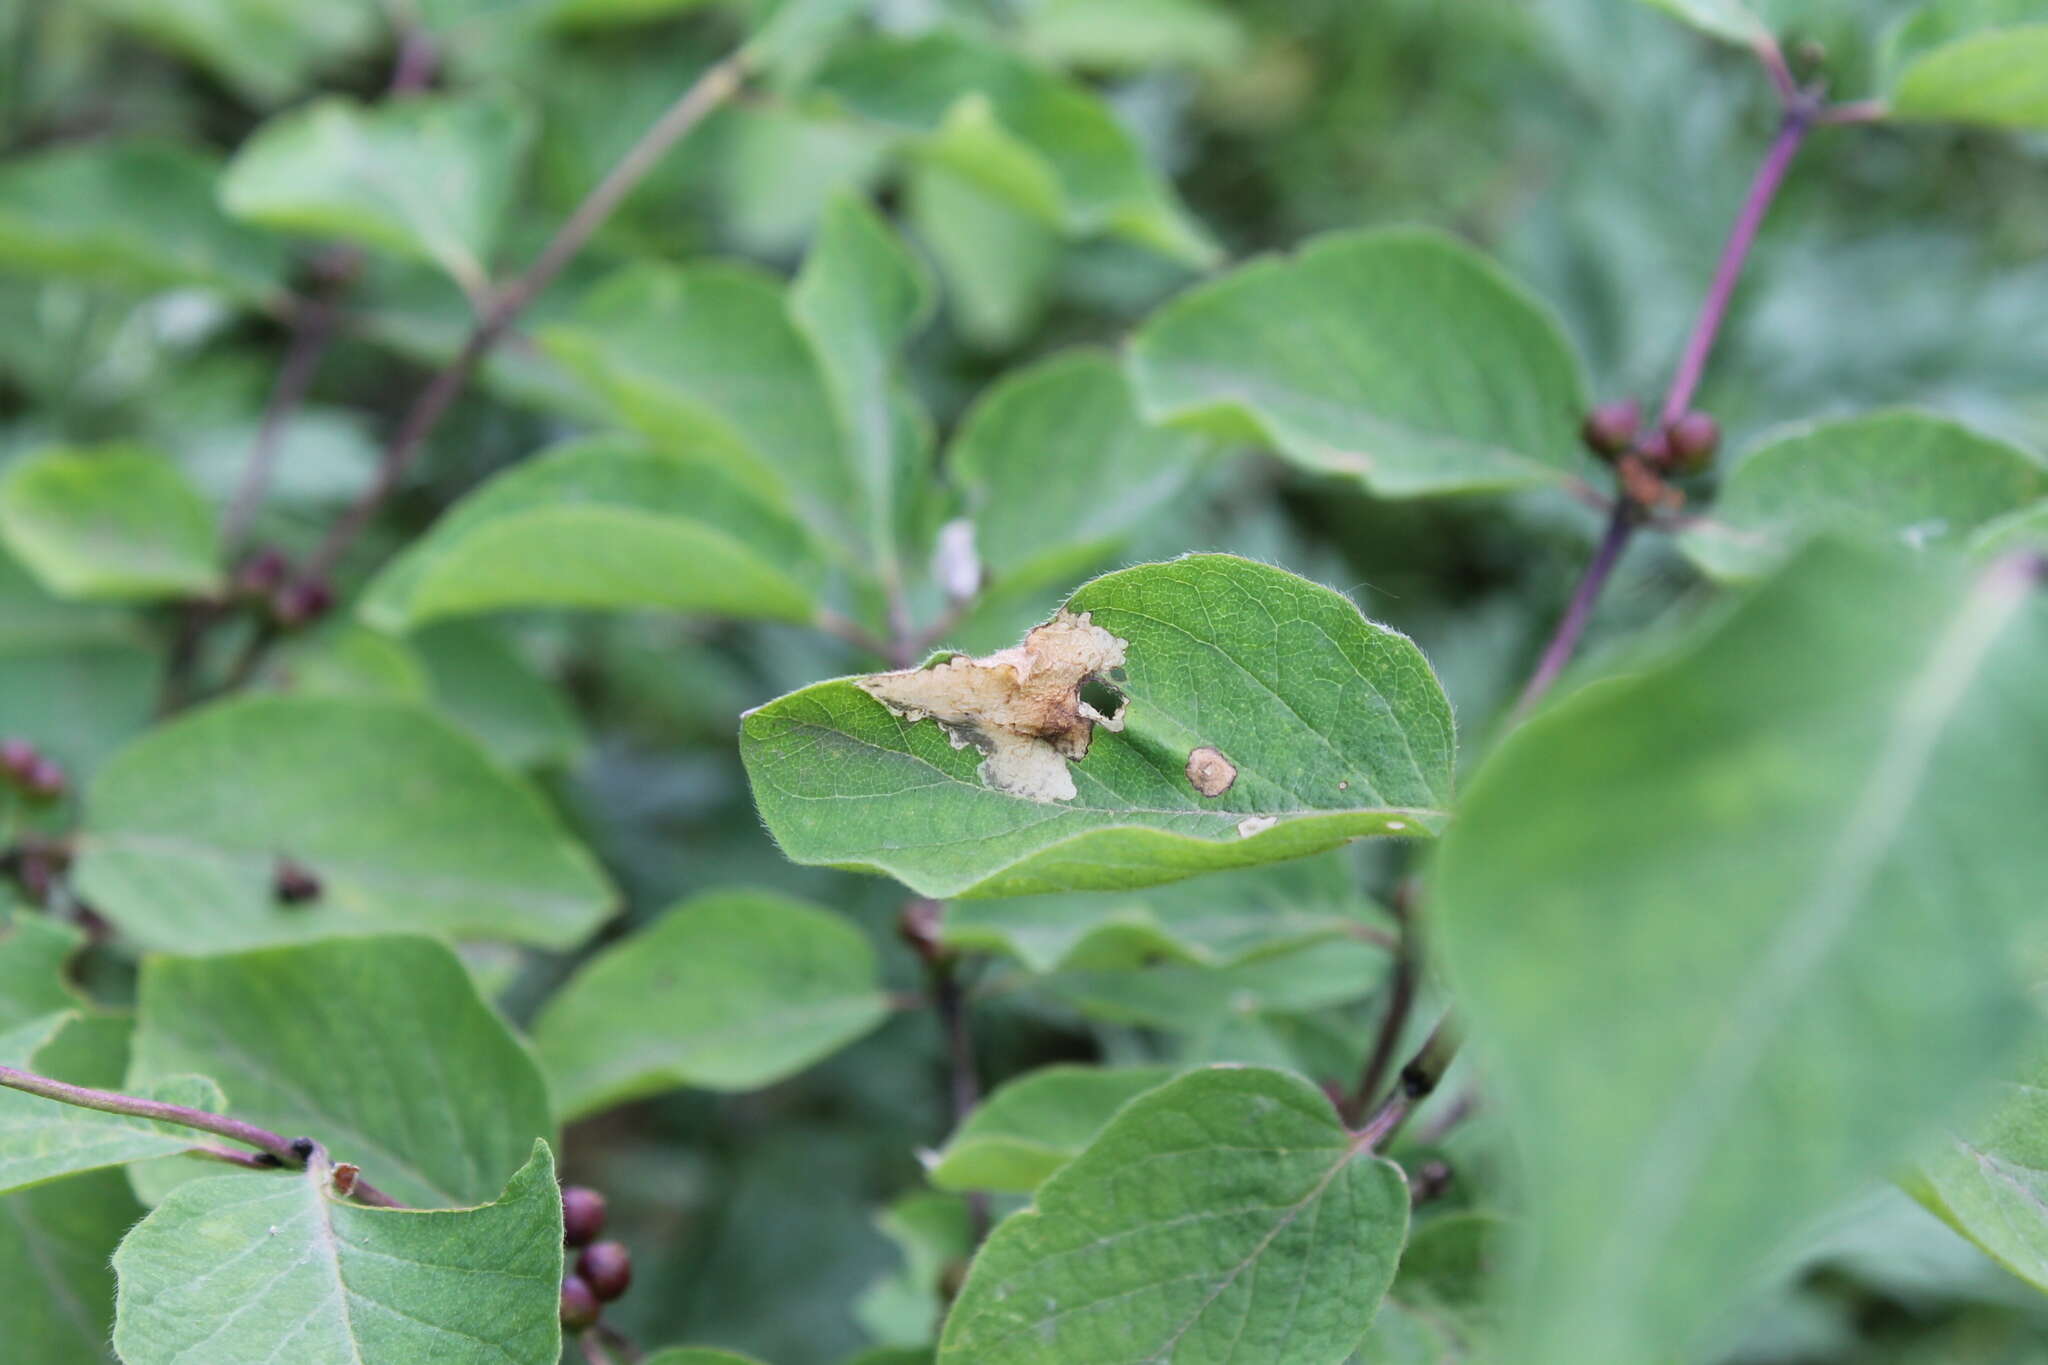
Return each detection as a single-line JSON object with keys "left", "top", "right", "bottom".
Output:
{"left": 1237, "top": 814, "right": 1277, "bottom": 838}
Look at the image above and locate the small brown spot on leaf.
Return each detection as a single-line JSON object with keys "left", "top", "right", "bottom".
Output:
{"left": 1186, "top": 747, "right": 1236, "bottom": 797}
{"left": 858, "top": 609, "right": 1128, "bottom": 803}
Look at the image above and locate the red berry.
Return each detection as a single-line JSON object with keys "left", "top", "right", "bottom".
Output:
{"left": 235, "top": 547, "right": 291, "bottom": 597}
{"left": 577, "top": 1241, "right": 633, "bottom": 1302}
{"left": 23, "top": 757, "right": 65, "bottom": 802}
{"left": 273, "top": 858, "right": 321, "bottom": 905}
{"left": 272, "top": 578, "right": 334, "bottom": 628}
{"left": 1666, "top": 411, "right": 1721, "bottom": 471}
{"left": 1580, "top": 400, "right": 1641, "bottom": 459}
{"left": 559, "top": 1275, "right": 601, "bottom": 1328}
{"left": 0, "top": 738, "right": 37, "bottom": 785}
{"left": 561, "top": 1186, "right": 608, "bottom": 1247}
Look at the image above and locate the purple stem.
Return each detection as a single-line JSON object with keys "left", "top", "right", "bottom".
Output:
{"left": 1511, "top": 502, "right": 1635, "bottom": 719}
{"left": 0, "top": 1062, "right": 302, "bottom": 1165}
{"left": 1660, "top": 110, "right": 1812, "bottom": 428}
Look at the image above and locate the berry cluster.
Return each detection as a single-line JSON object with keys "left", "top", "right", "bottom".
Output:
{"left": 558, "top": 1185, "right": 633, "bottom": 1330}
{"left": 1580, "top": 399, "right": 1721, "bottom": 475}
{"left": 0, "top": 738, "right": 66, "bottom": 802}
{"left": 233, "top": 547, "right": 334, "bottom": 629}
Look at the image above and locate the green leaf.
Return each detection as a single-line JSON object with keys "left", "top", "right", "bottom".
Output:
{"left": 360, "top": 434, "right": 824, "bottom": 630}
{"left": 268, "top": 623, "right": 431, "bottom": 701}
{"left": 938, "top": 1066, "right": 1408, "bottom": 1364}
{"left": 0, "top": 1015, "right": 225, "bottom": 1196}
{"left": 1681, "top": 412, "right": 2045, "bottom": 580}
{"left": 808, "top": 31, "right": 1217, "bottom": 266}
{"left": 942, "top": 850, "right": 1382, "bottom": 973}
{"left": 1352, "top": 1212, "right": 1503, "bottom": 1363}
{"left": 0, "top": 139, "right": 286, "bottom": 301}
{"left": 0, "top": 446, "right": 221, "bottom": 601}
{"left": 905, "top": 163, "right": 1059, "bottom": 351}
{"left": 856, "top": 1191, "right": 972, "bottom": 1349}
{"left": 1430, "top": 542, "right": 2048, "bottom": 1365}
{"left": 789, "top": 194, "right": 934, "bottom": 577}
{"left": 112, "top": 1141, "right": 563, "bottom": 1365}
{"left": 129, "top": 936, "right": 555, "bottom": 1208}
{"left": 742, "top": 554, "right": 1453, "bottom": 899}
{"left": 75, "top": 695, "right": 613, "bottom": 952}
{"left": 540, "top": 263, "right": 867, "bottom": 572}
{"left": 412, "top": 621, "right": 585, "bottom": 770}
{"left": 1038, "top": 936, "right": 1388, "bottom": 1034}
{"left": 928, "top": 1064, "right": 1176, "bottom": 1194}
{"left": 222, "top": 91, "right": 536, "bottom": 295}
{"left": 0, "top": 1167, "right": 140, "bottom": 1365}
{"left": 645, "top": 1351, "right": 777, "bottom": 1365}
{"left": 533, "top": 890, "right": 890, "bottom": 1120}
{"left": 1972, "top": 500, "right": 2048, "bottom": 557}
{"left": 952, "top": 349, "right": 1213, "bottom": 593}
{"left": 76, "top": 0, "right": 379, "bottom": 105}
{"left": 1021, "top": 0, "right": 1246, "bottom": 71}
{"left": 1913, "top": 1051, "right": 2048, "bottom": 1294}
{"left": 1885, "top": 0, "right": 2048, "bottom": 130}
{"left": 1630, "top": 0, "right": 1771, "bottom": 43}
{"left": 1128, "top": 229, "right": 1591, "bottom": 497}
{"left": 0, "top": 912, "right": 83, "bottom": 1033}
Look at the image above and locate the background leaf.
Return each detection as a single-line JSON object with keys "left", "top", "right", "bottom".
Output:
{"left": 222, "top": 91, "right": 536, "bottom": 294}
{"left": 1680, "top": 411, "right": 2045, "bottom": 580}
{"left": 128, "top": 936, "right": 555, "bottom": 1208}
{"left": 1913, "top": 1048, "right": 2048, "bottom": 1294}
{"left": 0, "top": 140, "right": 285, "bottom": 301}
{"left": 743, "top": 554, "right": 1454, "bottom": 898}
{"left": 360, "top": 434, "right": 824, "bottom": 630}
{"left": 938, "top": 1066, "right": 1408, "bottom": 1365}
{"left": 0, "top": 1168, "right": 144, "bottom": 1365}
{"left": 75, "top": 696, "right": 613, "bottom": 951}
{"left": 1431, "top": 542, "right": 2048, "bottom": 1364}
{"left": 533, "top": 889, "right": 890, "bottom": 1121}
{"left": 1127, "top": 230, "right": 1591, "bottom": 496}
{"left": 926, "top": 1064, "right": 1175, "bottom": 1194}
{"left": 112, "top": 1142, "right": 563, "bottom": 1365}
{"left": 1885, "top": 0, "right": 2048, "bottom": 129}
{"left": 0, "top": 446, "right": 220, "bottom": 601}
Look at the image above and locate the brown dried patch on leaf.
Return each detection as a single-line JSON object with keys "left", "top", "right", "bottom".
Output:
{"left": 1186, "top": 746, "right": 1236, "bottom": 798}
{"left": 857, "top": 609, "right": 1128, "bottom": 803}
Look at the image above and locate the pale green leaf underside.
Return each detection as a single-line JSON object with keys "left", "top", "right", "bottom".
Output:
{"left": 928, "top": 1064, "right": 1176, "bottom": 1194}
{"left": 938, "top": 1066, "right": 1408, "bottom": 1365}
{"left": 0, "top": 1015, "right": 224, "bottom": 1196}
{"left": 222, "top": 90, "right": 534, "bottom": 291}
{"left": 1681, "top": 411, "right": 2045, "bottom": 580}
{"left": 75, "top": 695, "right": 613, "bottom": 952}
{"left": 742, "top": 554, "right": 1453, "bottom": 899}
{"left": 1127, "top": 228, "right": 1590, "bottom": 497}
{"left": 360, "top": 434, "right": 823, "bottom": 630}
{"left": 0, "top": 447, "right": 221, "bottom": 601}
{"left": 113, "top": 1143, "right": 563, "bottom": 1365}
{"left": 129, "top": 936, "right": 555, "bottom": 1208}
{"left": 643, "top": 1351, "right": 776, "bottom": 1365}
{"left": 534, "top": 890, "right": 890, "bottom": 1121}
{"left": 0, "top": 913, "right": 85, "bottom": 1032}
{"left": 1432, "top": 542, "right": 2048, "bottom": 1364}
{"left": 1915, "top": 1057, "right": 2048, "bottom": 1294}
{"left": 77, "top": 0, "right": 380, "bottom": 105}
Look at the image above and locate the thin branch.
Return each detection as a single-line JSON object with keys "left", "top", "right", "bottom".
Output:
{"left": 597, "top": 1324, "right": 644, "bottom": 1364}
{"left": 220, "top": 262, "right": 349, "bottom": 554}
{"left": 297, "top": 51, "right": 749, "bottom": 588}
{"left": 1343, "top": 886, "right": 1417, "bottom": 1126}
{"left": 1352, "top": 1016, "right": 1461, "bottom": 1151}
{"left": 1511, "top": 501, "right": 1635, "bottom": 719}
{"left": 0, "top": 1063, "right": 302, "bottom": 1165}
{"left": 1819, "top": 99, "right": 1888, "bottom": 125}
{"left": 1749, "top": 32, "right": 1800, "bottom": 107}
{"left": 1659, "top": 107, "right": 1813, "bottom": 428}
{"left": 901, "top": 897, "right": 989, "bottom": 1242}
{"left": 184, "top": 1143, "right": 286, "bottom": 1171}
{"left": 814, "top": 608, "right": 896, "bottom": 662}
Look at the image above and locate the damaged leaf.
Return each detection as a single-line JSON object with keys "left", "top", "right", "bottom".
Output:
{"left": 741, "top": 555, "right": 1454, "bottom": 898}
{"left": 858, "top": 609, "right": 1126, "bottom": 803}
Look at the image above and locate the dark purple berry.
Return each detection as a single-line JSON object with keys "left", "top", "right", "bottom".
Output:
{"left": 1579, "top": 399, "right": 1641, "bottom": 459}
{"left": 577, "top": 1241, "right": 633, "bottom": 1302}
{"left": 559, "top": 1275, "right": 601, "bottom": 1329}
{"left": 235, "top": 547, "right": 291, "bottom": 598}
{"left": 272, "top": 578, "right": 334, "bottom": 628}
{"left": 23, "top": 757, "right": 65, "bottom": 802}
{"left": 562, "top": 1186, "right": 608, "bottom": 1247}
{"left": 1665, "top": 411, "right": 1722, "bottom": 472}
{"left": 273, "top": 858, "right": 322, "bottom": 905}
{"left": 0, "top": 738, "right": 37, "bottom": 786}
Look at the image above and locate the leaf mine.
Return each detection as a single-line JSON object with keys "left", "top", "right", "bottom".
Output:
{"left": 857, "top": 610, "right": 1128, "bottom": 803}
